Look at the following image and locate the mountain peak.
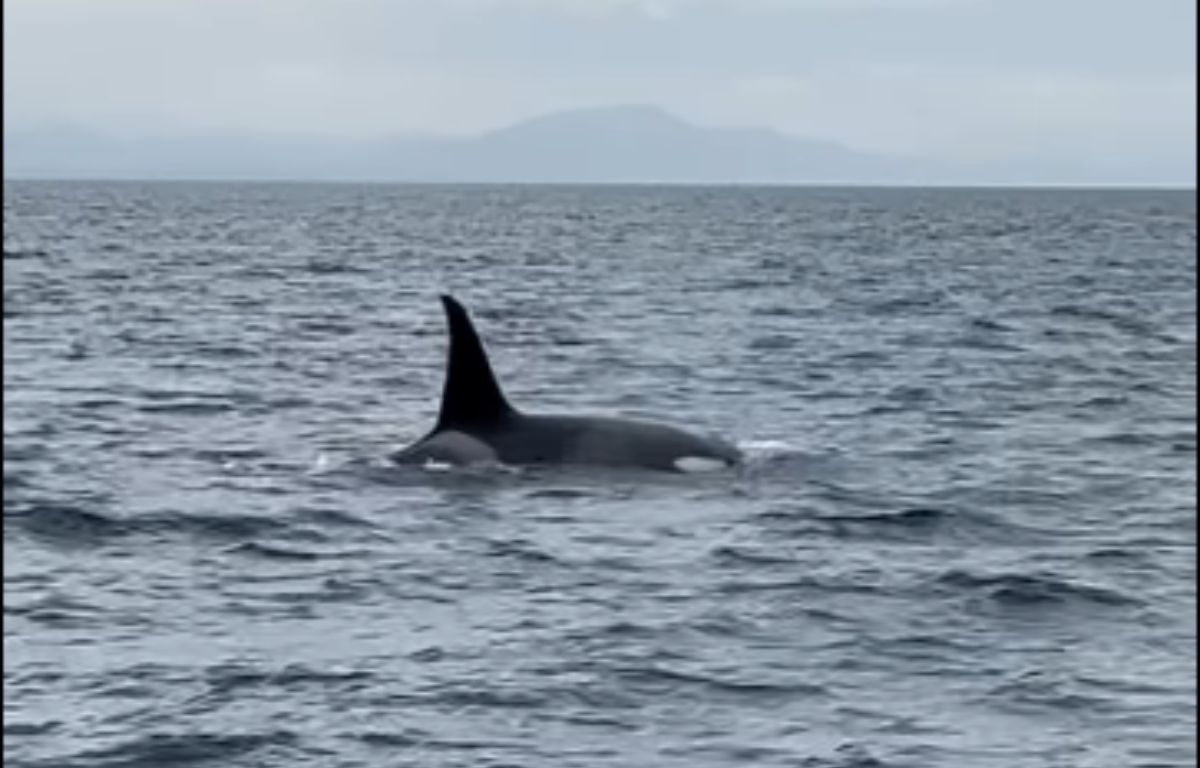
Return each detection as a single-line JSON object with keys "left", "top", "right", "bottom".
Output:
{"left": 484, "top": 104, "right": 692, "bottom": 140}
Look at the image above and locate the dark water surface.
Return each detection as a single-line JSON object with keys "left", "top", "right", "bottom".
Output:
{"left": 4, "top": 181, "right": 1195, "bottom": 767}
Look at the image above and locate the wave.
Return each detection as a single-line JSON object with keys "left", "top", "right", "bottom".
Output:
{"left": 613, "top": 663, "right": 829, "bottom": 699}
{"left": 752, "top": 503, "right": 1044, "bottom": 546}
{"left": 7, "top": 501, "right": 373, "bottom": 556}
{"left": 9, "top": 502, "right": 125, "bottom": 546}
{"left": 25, "top": 730, "right": 299, "bottom": 768}
{"left": 936, "top": 570, "right": 1140, "bottom": 609}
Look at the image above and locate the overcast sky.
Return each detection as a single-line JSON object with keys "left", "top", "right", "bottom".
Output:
{"left": 5, "top": 0, "right": 1195, "bottom": 168}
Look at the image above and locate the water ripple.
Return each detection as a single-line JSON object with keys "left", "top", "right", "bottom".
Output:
{"left": 4, "top": 182, "right": 1194, "bottom": 768}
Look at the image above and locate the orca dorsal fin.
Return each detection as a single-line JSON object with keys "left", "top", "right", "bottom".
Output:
{"left": 435, "top": 295, "right": 516, "bottom": 429}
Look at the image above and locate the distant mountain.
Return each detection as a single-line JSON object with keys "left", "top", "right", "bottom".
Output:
{"left": 3, "top": 105, "right": 1192, "bottom": 186}
{"left": 447, "top": 105, "right": 913, "bottom": 183}
{"left": 3, "top": 106, "right": 926, "bottom": 184}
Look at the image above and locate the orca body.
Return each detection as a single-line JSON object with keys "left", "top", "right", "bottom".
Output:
{"left": 391, "top": 296, "right": 741, "bottom": 473}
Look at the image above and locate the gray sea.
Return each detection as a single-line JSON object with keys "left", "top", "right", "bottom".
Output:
{"left": 3, "top": 181, "right": 1196, "bottom": 768}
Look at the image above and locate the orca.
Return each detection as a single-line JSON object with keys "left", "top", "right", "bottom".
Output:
{"left": 391, "top": 295, "right": 742, "bottom": 473}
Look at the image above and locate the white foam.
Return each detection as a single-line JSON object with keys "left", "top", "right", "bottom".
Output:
{"left": 303, "top": 452, "right": 340, "bottom": 476}
{"left": 674, "top": 456, "right": 730, "bottom": 473}
{"left": 737, "top": 439, "right": 796, "bottom": 452}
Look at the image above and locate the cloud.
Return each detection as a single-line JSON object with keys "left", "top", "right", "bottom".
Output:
{"left": 720, "top": 66, "right": 1196, "bottom": 158}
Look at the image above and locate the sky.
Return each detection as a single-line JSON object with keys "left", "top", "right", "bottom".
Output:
{"left": 4, "top": 0, "right": 1196, "bottom": 177}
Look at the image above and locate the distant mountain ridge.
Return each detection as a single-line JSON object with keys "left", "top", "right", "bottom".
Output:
{"left": 3, "top": 105, "right": 1192, "bottom": 186}
{"left": 4, "top": 105, "right": 916, "bottom": 184}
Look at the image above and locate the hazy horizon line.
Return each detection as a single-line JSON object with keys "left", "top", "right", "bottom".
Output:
{"left": 4, "top": 176, "right": 1195, "bottom": 191}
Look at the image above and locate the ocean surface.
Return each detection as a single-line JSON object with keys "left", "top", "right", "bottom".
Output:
{"left": 3, "top": 181, "right": 1195, "bottom": 768}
